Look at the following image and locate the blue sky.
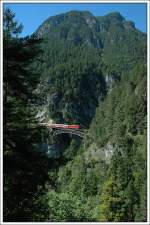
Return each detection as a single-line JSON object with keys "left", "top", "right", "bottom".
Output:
{"left": 4, "top": 3, "right": 147, "bottom": 37}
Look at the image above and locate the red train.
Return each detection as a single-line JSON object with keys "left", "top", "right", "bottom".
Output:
{"left": 45, "top": 124, "right": 80, "bottom": 129}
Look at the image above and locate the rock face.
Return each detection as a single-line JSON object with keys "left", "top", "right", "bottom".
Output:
{"left": 84, "top": 142, "right": 114, "bottom": 164}
{"left": 36, "top": 10, "right": 102, "bottom": 48}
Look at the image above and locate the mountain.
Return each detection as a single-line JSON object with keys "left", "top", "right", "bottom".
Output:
{"left": 34, "top": 10, "right": 146, "bottom": 129}
{"left": 35, "top": 11, "right": 146, "bottom": 72}
{"left": 36, "top": 11, "right": 102, "bottom": 47}
{"left": 33, "top": 10, "right": 147, "bottom": 222}
{"left": 32, "top": 11, "right": 147, "bottom": 222}
{"left": 4, "top": 9, "right": 147, "bottom": 222}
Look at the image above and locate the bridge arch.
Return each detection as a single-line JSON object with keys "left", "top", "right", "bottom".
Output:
{"left": 52, "top": 128, "right": 85, "bottom": 138}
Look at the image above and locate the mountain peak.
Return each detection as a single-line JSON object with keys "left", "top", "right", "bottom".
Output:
{"left": 35, "top": 10, "right": 144, "bottom": 50}
{"left": 66, "top": 10, "right": 93, "bottom": 17}
{"left": 105, "top": 12, "right": 125, "bottom": 21}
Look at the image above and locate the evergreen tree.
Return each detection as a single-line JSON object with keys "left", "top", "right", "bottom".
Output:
{"left": 3, "top": 8, "right": 49, "bottom": 222}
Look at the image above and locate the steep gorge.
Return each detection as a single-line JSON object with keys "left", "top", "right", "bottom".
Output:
{"left": 4, "top": 9, "right": 147, "bottom": 222}
{"left": 31, "top": 11, "right": 147, "bottom": 222}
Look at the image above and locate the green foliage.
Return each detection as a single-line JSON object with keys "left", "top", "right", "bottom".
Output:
{"left": 99, "top": 176, "right": 123, "bottom": 221}
{"left": 90, "top": 65, "right": 147, "bottom": 146}
{"left": 3, "top": 8, "right": 23, "bottom": 39}
{"left": 36, "top": 10, "right": 146, "bottom": 74}
{"left": 36, "top": 41, "right": 106, "bottom": 125}
{"left": 3, "top": 8, "right": 49, "bottom": 222}
{"left": 33, "top": 190, "right": 98, "bottom": 222}
{"left": 90, "top": 65, "right": 147, "bottom": 222}
{"left": 98, "top": 133, "right": 147, "bottom": 222}
{"left": 3, "top": 9, "right": 147, "bottom": 222}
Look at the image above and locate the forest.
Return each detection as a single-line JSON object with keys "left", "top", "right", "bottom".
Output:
{"left": 3, "top": 8, "right": 147, "bottom": 222}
